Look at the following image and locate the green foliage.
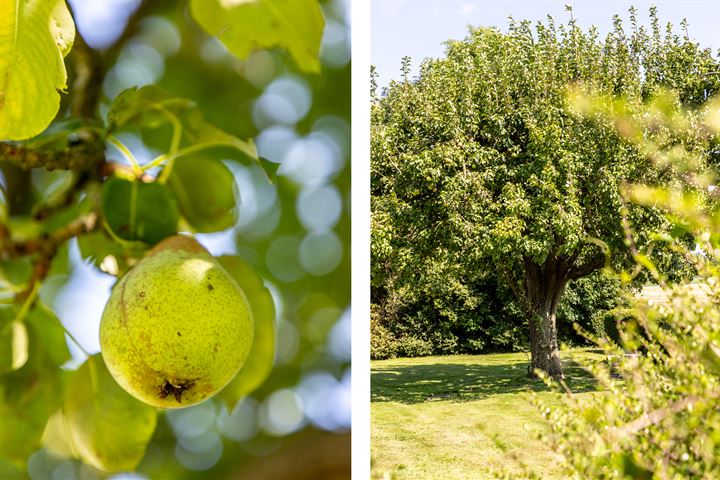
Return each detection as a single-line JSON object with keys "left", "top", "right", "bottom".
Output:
{"left": 589, "top": 307, "right": 633, "bottom": 347}
{"left": 370, "top": 268, "right": 624, "bottom": 359}
{"left": 63, "top": 355, "right": 157, "bottom": 471}
{"left": 556, "top": 271, "right": 624, "bottom": 344}
{"left": 394, "top": 336, "right": 433, "bottom": 358}
{"left": 537, "top": 84, "right": 720, "bottom": 478}
{"left": 168, "top": 156, "right": 238, "bottom": 233}
{"left": 371, "top": 8, "right": 717, "bottom": 371}
{"left": 0, "top": 304, "right": 70, "bottom": 468}
{"left": 101, "top": 177, "right": 180, "bottom": 245}
{"left": 0, "top": 0, "right": 75, "bottom": 140}
{"left": 370, "top": 310, "right": 398, "bottom": 360}
{"left": 216, "top": 255, "right": 276, "bottom": 408}
{"left": 189, "top": 0, "right": 325, "bottom": 72}
{"left": 107, "top": 85, "right": 258, "bottom": 165}
{"left": 0, "top": 307, "right": 28, "bottom": 373}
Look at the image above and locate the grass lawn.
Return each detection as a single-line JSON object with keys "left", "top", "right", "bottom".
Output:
{"left": 371, "top": 349, "right": 604, "bottom": 479}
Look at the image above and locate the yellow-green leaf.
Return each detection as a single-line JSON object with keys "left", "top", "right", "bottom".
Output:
{"left": 0, "top": 318, "right": 29, "bottom": 374}
{"left": 63, "top": 355, "right": 157, "bottom": 472}
{"left": 189, "top": 0, "right": 324, "bottom": 72}
{"left": 218, "top": 256, "right": 276, "bottom": 408}
{"left": 168, "top": 156, "right": 238, "bottom": 233}
{"left": 0, "top": 0, "right": 75, "bottom": 140}
{"left": 0, "top": 304, "right": 70, "bottom": 466}
{"left": 41, "top": 410, "right": 76, "bottom": 459}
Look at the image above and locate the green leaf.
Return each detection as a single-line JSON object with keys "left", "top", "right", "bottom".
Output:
{"left": 0, "top": 306, "right": 29, "bottom": 374}
{"left": 180, "top": 107, "right": 258, "bottom": 162}
{"left": 0, "top": 258, "right": 31, "bottom": 291}
{"left": 101, "top": 177, "right": 179, "bottom": 245}
{"left": 77, "top": 231, "right": 135, "bottom": 276}
{"left": 189, "top": 0, "right": 324, "bottom": 72}
{"left": 217, "top": 256, "right": 276, "bottom": 407}
{"left": 25, "top": 304, "right": 71, "bottom": 368}
{"left": 41, "top": 409, "right": 75, "bottom": 459}
{"left": 106, "top": 85, "right": 194, "bottom": 133}
{"left": 168, "top": 156, "right": 238, "bottom": 233}
{"left": 107, "top": 86, "right": 259, "bottom": 172}
{"left": 0, "top": 0, "right": 75, "bottom": 140}
{"left": 0, "top": 304, "right": 70, "bottom": 466}
{"left": 63, "top": 354, "right": 157, "bottom": 472}
{"left": 259, "top": 157, "right": 280, "bottom": 182}
{"left": 0, "top": 457, "right": 23, "bottom": 479}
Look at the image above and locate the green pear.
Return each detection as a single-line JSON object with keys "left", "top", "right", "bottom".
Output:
{"left": 99, "top": 235, "right": 253, "bottom": 408}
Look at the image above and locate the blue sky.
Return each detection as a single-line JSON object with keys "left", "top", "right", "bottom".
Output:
{"left": 372, "top": 0, "right": 720, "bottom": 88}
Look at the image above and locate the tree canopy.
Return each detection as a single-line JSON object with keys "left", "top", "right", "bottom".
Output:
{"left": 371, "top": 7, "right": 719, "bottom": 375}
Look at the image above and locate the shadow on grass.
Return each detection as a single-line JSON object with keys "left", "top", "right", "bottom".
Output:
{"left": 371, "top": 357, "right": 598, "bottom": 404}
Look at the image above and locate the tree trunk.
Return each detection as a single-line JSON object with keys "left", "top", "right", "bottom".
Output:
{"left": 528, "top": 300, "right": 563, "bottom": 378}
{"left": 523, "top": 254, "right": 568, "bottom": 378}
{"left": 504, "top": 250, "right": 605, "bottom": 378}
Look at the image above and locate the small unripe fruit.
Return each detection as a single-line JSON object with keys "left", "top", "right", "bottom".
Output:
{"left": 100, "top": 235, "right": 253, "bottom": 408}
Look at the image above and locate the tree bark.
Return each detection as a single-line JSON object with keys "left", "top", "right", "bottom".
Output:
{"left": 527, "top": 295, "right": 564, "bottom": 378}
{"left": 521, "top": 254, "right": 570, "bottom": 378}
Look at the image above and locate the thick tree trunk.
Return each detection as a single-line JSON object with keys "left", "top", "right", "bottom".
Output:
{"left": 528, "top": 301, "right": 563, "bottom": 378}
{"left": 522, "top": 254, "right": 569, "bottom": 378}
{"left": 504, "top": 249, "right": 606, "bottom": 378}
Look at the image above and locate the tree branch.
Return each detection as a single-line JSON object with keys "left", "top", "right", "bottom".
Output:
{"left": 606, "top": 392, "right": 717, "bottom": 441}
{"left": 502, "top": 267, "right": 532, "bottom": 312}
{"left": 2, "top": 212, "right": 99, "bottom": 300}
{"left": 568, "top": 251, "right": 605, "bottom": 280}
{"left": 0, "top": 136, "right": 105, "bottom": 172}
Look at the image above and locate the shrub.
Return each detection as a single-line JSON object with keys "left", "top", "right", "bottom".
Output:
{"left": 371, "top": 305, "right": 398, "bottom": 360}
{"left": 395, "top": 336, "right": 434, "bottom": 358}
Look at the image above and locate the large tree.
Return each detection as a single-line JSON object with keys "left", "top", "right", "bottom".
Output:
{"left": 371, "top": 8, "right": 719, "bottom": 376}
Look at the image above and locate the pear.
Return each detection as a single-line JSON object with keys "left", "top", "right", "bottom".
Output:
{"left": 99, "top": 235, "right": 253, "bottom": 408}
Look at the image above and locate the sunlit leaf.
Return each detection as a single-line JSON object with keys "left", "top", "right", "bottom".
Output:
{"left": 0, "top": 304, "right": 70, "bottom": 465}
{"left": 101, "top": 177, "right": 179, "bottom": 245}
{"left": 0, "top": 310, "right": 29, "bottom": 374}
{"left": 218, "top": 255, "right": 276, "bottom": 407}
{"left": 189, "top": 0, "right": 324, "bottom": 72}
{"left": 63, "top": 354, "right": 157, "bottom": 472}
{"left": 41, "top": 409, "right": 76, "bottom": 459}
{"left": 168, "top": 156, "right": 237, "bottom": 233}
{"left": 77, "top": 231, "right": 134, "bottom": 276}
{"left": 0, "top": 0, "right": 75, "bottom": 140}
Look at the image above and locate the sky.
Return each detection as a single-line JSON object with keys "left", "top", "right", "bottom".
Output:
{"left": 372, "top": 0, "right": 720, "bottom": 88}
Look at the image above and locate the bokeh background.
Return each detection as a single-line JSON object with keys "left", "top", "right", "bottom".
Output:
{"left": 26, "top": 1, "right": 351, "bottom": 478}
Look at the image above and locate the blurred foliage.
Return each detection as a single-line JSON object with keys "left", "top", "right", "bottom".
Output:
{"left": 370, "top": 7, "right": 716, "bottom": 373}
{"left": 534, "top": 77, "right": 720, "bottom": 479}
{"left": 0, "top": 0, "right": 350, "bottom": 478}
{"left": 370, "top": 267, "right": 624, "bottom": 359}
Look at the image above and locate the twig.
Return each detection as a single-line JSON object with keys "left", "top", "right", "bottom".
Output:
{"left": 7, "top": 213, "right": 99, "bottom": 301}
{"left": 0, "top": 137, "right": 104, "bottom": 172}
{"left": 108, "top": 135, "right": 141, "bottom": 174}
{"left": 606, "top": 393, "right": 715, "bottom": 441}
{"left": 100, "top": 161, "right": 153, "bottom": 182}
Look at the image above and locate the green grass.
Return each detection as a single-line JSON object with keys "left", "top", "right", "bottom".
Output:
{"left": 371, "top": 349, "right": 604, "bottom": 479}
